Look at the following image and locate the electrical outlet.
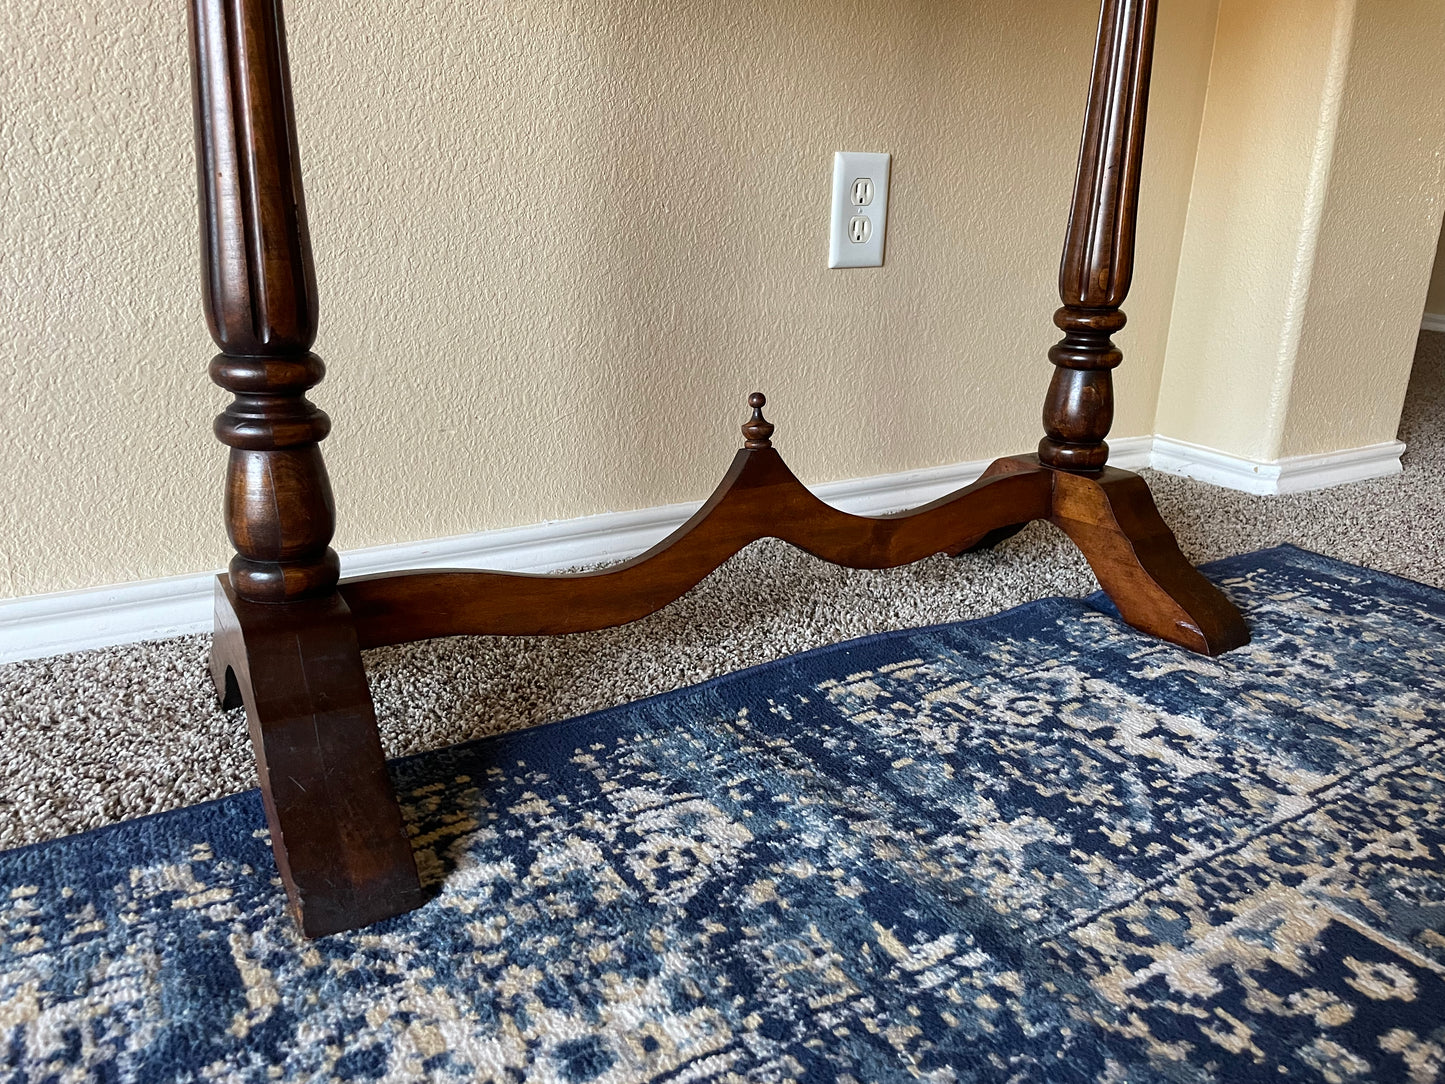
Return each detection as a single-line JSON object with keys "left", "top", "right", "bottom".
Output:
{"left": 829, "top": 151, "right": 890, "bottom": 268}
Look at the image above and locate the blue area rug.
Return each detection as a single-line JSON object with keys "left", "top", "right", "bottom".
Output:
{"left": 3, "top": 545, "right": 1445, "bottom": 1083}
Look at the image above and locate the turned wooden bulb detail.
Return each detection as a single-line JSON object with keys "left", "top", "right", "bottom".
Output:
{"left": 743, "top": 392, "right": 775, "bottom": 449}
{"left": 191, "top": 0, "right": 338, "bottom": 602}
{"left": 1039, "top": 0, "right": 1157, "bottom": 472}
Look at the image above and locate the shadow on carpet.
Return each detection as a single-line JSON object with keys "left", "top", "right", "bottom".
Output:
{"left": 2, "top": 546, "right": 1444, "bottom": 1083}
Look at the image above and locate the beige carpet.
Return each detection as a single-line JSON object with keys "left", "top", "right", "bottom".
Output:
{"left": 1, "top": 334, "right": 1441, "bottom": 851}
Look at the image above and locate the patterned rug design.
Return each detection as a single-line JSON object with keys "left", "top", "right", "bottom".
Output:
{"left": 2, "top": 546, "right": 1444, "bottom": 1083}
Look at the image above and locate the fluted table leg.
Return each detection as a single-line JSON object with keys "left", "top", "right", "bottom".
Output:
{"left": 1040, "top": 0, "right": 1155, "bottom": 472}
{"left": 190, "top": 0, "right": 423, "bottom": 936}
{"left": 986, "top": 0, "right": 1249, "bottom": 654}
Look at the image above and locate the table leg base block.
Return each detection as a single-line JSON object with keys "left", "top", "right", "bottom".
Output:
{"left": 996, "top": 456, "right": 1251, "bottom": 656}
{"left": 210, "top": 578, "right": 426, "bottom": 937}
{"left": 940, "top": 457, "right": 1247, "bottom": 655}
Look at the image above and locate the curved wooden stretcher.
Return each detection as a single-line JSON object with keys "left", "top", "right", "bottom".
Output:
{"left": 190, "top": 0, "right": 1248, "bottom": 936}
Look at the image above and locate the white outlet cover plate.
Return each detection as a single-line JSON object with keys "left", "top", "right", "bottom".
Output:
{"left": 829, "top": 151, "right": 891, "bottom": 269}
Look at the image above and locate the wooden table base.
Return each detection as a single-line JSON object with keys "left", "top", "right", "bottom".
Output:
{"left": 209, "top": 403, "right": 1247, "bottom": 936}
{"left": 190, "top": 0, "right": 1244, "bottom": 936}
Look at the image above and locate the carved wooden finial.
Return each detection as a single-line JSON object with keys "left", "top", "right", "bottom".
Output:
{"left": 742, "top": 392, "right": 774, "bottom": 449}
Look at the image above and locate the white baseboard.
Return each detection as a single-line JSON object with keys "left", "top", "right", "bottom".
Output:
{"left": 0, "top": 573, "right": 225, "bottom": 667}
{"left": 0, "top": 438, "right": 1153, "bottom": 665}
{"left": 1421, "top": 312, "right": 1445, "bottom": 333}
{"left": 1150, "top": 436, "right": 1406, "bottom": 495}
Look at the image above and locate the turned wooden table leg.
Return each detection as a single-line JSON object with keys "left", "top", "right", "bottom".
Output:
{"left": 1039, "top": 0, "right": 1156, "bottom": 472}
{"left": 190, "top": 0, "right": 423, "bottom": 934}
{"left": 1029, "top": 0, "right": 1248, "bottom": 654}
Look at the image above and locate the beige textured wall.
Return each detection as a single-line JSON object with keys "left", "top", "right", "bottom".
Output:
{"left": 0, "top": 0, "right": 1219, "bottom": 599}
{"left": 1423, "top": 216, "right": 1445, "bottom": 316}
{"left": 1155, "top": 0, "right": 1353, "bottom": 461}
{"left": 1157, "top": 0, "right": 1445, "bottom": 462}
{"left": 1281, "top": 0, "right": 1445, "bottom": 456}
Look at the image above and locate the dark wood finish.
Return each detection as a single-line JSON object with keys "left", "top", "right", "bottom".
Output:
{"left": 190, "top": 0, "right": 338, "bottom": 602}
{"left": 188, "top": 0, "right": 1247, "bottom": 938}
{"left": 210, "top": 580, "right": 425, "bottom": 937}
{"left": 340, "top": 400, "right": 1055, "bottom": 648}
{"left": 338, "top": 413, "right": 1244, "bottom": 657}
{"left": 190, "top": 0, "right": 423, "bottom": 935}
{"left": 742, "top": 392, "right": 776, "bottom": 449}
{"left": 1044, "top": 458, "right": 1247, "bottom": 654}
{"left": 1040, "top": 0, "right": 1157, "bottom": 472}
